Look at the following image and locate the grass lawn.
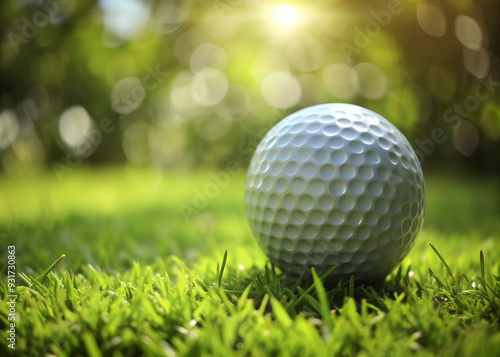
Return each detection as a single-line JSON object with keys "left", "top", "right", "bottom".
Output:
{"left": 0, "top": 167, "right": 499, "bottom": 356}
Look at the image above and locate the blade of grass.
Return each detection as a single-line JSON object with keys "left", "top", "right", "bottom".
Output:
{"left": 50, "top": 271, "right": 65, "bottom": 288}
{"left": 164, "top": 271, "right": 171, "bottom": 294}
{"left": 36, "top": 254, "right": 66, "bottom": 281}
{"left": 480, "top": 250, "right": 485, "bottom": 282}
{"left": 312, "top": 268, "right": 333, "bottom": 330}
{"left": 429, "top": 243, "right": 453, "bottom": 279}
{"left": 18, "top": 272, "right": 33, "bottom": 286}
{"left": 362, "top": 286, "right": 388, "bottom": 312}
{"left": 290, "top": 265, "right": 337, "bottom": 309}
{"left": 82, "top": 331, "right": 103, "bottom": 357}
{"left": 237, "top": 283, "right": 253, "bottom": 310}
{"left": 429, "top": 268, "right": 446, "bottom": 289}
{"left": 348, "top": 275, "right": 355, "bottom": 298}
{"left": 64, "top": 271, "right": 77, "bottom": 311}
{"left": 217, "top": 250, "right": 228, "bottom": 288}
{"left": 270, "top": 297, "right": 292, "bottom": 328}
{"left": 304, "top": 295, "right": 322, "bottom": 314}
{"left": 87, "top": 264, "right": 107, "bottom": 289}
{"left": 477, "top": 251, "right": 495, "bottom": 295}
{"left": 258, "top": 293, "right": 270, "bottom": 315}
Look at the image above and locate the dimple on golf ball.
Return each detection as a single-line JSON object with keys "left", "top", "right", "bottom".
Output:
{"left": 245, "top": 103, "right": 425, "bottom": 283}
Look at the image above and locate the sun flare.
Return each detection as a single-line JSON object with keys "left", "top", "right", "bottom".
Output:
{"left": 273, "top": 5, "right": 299, "bottom": 27}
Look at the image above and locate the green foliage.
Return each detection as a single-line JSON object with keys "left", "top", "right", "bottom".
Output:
{"left": 0, "top": 0, "right": 499, "bottom": 172}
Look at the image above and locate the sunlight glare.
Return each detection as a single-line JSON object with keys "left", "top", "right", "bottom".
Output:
{"left": 273, "top": 5, "right": 299, "bottom": 28}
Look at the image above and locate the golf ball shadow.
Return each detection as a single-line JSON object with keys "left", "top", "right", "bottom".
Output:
{"left": 245, "top": 103, "right": 425, "bottom": 285}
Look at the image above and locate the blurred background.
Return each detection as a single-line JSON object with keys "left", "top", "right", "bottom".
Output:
{"left": 0, "top": 0, "right": 499, "bottom": 176}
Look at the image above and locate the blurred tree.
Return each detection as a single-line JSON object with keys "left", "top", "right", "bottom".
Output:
{"left": 0, "top": 0, "right": 499, "bottom": 175}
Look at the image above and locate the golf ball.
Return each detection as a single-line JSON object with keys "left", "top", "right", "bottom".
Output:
{"left": 245, "top": 103, "right": 425, "bottom": 283}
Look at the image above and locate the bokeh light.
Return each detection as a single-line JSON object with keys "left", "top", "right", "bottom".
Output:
{"left": 463, "top": 48, "right": 490, "bottom": 78}
{"left": 170, "top": 71, "right": 203, "bottom": 122}
{"left": 273, "top": 5, "right": 299, "bottom": 28}
{"left": 0, "top": 110, "right": 19, "bottom": 149}
{"left": 353, "top": 63, "right": 387, "bottom": 100}
{"left": 156, "top": 1, "right": 187, "bottom": 35}
{"left": 111, "top": 77, "right": 145, "bottom": 115}
{"left": 100, "top": 0, "right": 150, "bottom": 39}
{"left": 190, "top": 68, "right": 229, "bottom": 106}
{"left": 416, "top": 4, "right": 447, "bottom": 37}
{"left": 190, "top": 43, "right": 228, "bottom": 75}
{"left": 453, "top": 120, "right": 479, "bottom": 156}
{"left": 58, "top": 106, "right": 97, "bottom": 155}
{"left": 261, "top": 72, "right": 302, "bottom": 108}
{"left": 455, "top": 15, "right": 483, "bottom": 50}
{"left": 322, "top": 63, "right": 358, "bottom": 100}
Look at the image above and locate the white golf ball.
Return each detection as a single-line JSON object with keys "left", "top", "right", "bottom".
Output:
{"left": 245, "top": 103, "right": 425, "bottom": 283}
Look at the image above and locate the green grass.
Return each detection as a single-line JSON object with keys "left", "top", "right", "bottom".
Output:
{"left": 0, "top": 167, "right": 499, "bottom": 356}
